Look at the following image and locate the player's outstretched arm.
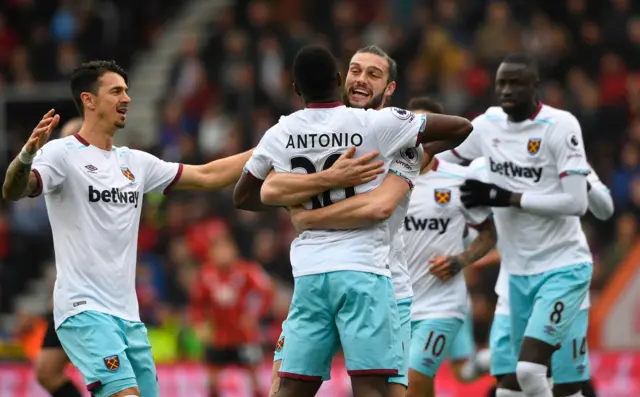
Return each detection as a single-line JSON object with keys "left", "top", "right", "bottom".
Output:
{"left": 420, "top": 114, "right": 473, "bottom": 144}
{"left": 430, "top": 218, "right": 497, "bottom": 281}
{"left": 460, "top": 175, "right": 589, "bottom": 217}
{"left": 289, "top": 172, "right": 410, "bottom": 232}
{"left": 3, "top": 110, "right": 59, "bottom": 201}
{"left": 261, "top": 147, "right": 384, "bottom": 206}
{"left": 175, "top": 149, "right": 253, "bottom": 191}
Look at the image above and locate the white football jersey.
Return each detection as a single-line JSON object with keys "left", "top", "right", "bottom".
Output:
{"left": 404, "top": 160, "right": 491, "bottom": 321}
{"left": 468, "top": 158, "right": 592, "bottom": 315}
{"left": 387, "top": 147, "right": 425, "bottom": 300}
{"left": 452, "top": 105, "right": 592, "bottom": 275}
{"left": 244, "top": 103, "right": 427, "bottom": 278}
{"left": 32, "top": 135, "right": 181, "bottom": 328}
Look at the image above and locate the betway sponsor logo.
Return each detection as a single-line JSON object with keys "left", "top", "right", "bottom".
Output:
{"left": 404, "top": 216, "right": 450, "bottom": 234}
{"left": 489, "top": 157, "right": 542, "bottom": 182}
{"left": 88, "top": 185, "right": 140, "bottom": 208}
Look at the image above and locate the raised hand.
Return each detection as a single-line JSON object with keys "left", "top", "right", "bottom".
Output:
{"left": 327, "top": 147, "right": 384, "bottom": 188}
{"left": 25, "top": 109, "right": 60, "bottom": 154}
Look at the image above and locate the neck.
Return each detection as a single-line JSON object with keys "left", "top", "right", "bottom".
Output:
{"left": 304, "top": 95, "right": 340, "bottom": 107}
{"left": 508, "top": 101, "right": 541, "bottom": 122}
{"left": 77, "top": 118, "right": 116, "bottom": 151}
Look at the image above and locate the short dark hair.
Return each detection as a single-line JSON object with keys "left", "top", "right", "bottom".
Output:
{"left": 70, "top": 60, "right": 128, "bottom": 117}
{"left": 292, "top": 45, "right": 339, "bottom": 101}
{"left": 407, "top": 96, "right": 444, "bottom": 114}
{"left": 356, "top": 45, "right": 398, "bottom": 83}
{"left": 502, "top": 53, "right": 539, "bottom": 76}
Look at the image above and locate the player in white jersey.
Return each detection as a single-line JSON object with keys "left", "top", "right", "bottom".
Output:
{"left": 265, "top": 46, "right": 426, "bottom": 397}
{"left": 34, "top": 118, "right": 83, "bottom": 397}
{"left": 234, "top": 45, "right": 472, "bottom": 397}
{"left": 437, "top": 53, "right": 594, "bottom": 397}
{"left": 2, "top": 60, "right": 261, "bottom": 397}
{"left": 403, "top": 153, "right": 495, "bottom": 397}
{"left": 467, "top": 159, "right": 612, "bottom": 397}
{"left": 261, "top": 51, "right": 473, "bottom": 397}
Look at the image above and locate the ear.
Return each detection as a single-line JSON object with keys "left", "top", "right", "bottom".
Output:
{"left": 385, "top": 81, "right": 397, "bottom": 97}
{"left": 80, "top": 92, "right": 96, "bottom": 112}
{"left": 293, "top": 82, "right": 301, "bottom": 97}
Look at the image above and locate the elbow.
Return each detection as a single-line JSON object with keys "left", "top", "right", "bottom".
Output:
{"left": 2, "top": 186, "right": 18, "bottom": 201}
{"left": 455, "top": 117, "right": 473, "bottom": 138}
{"left": 371, "top": 203, "right": 395, "bottom": 222}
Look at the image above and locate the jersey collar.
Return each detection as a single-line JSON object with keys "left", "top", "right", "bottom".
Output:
{"left": 529, "top": 101, "right": 543, "bottom": 120}
{"left": 306, "top": 101, "right": 344, "bottom": 109}
{"left": 74, "top": 134, "right": 89, "bottom": 146}
{"left": 430, "top": 157, "right": 440, "bottom": 171}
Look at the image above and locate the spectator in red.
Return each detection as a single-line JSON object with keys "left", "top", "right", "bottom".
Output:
{"left": 191, "top": 232, "right": 274, "bottom": 397}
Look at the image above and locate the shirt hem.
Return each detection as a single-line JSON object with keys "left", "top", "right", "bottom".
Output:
{"left": 411, "top": 312, "right": 467, "bottom": 322}
{"left": 503, "top": 261, "right": 592, "bottom": 276}
{"left": 54, "top": 306, "right": 141, "bottom": 329}
{"left": 292, "top": 266, "right": 391, "bottom": 279}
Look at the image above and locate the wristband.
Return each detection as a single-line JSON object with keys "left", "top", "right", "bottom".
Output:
{"left": 18, "top": 146, "right": 37, "bottom": 165}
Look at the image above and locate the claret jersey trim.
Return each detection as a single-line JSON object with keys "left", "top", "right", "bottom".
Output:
{"left": 74, "top": 133, "right": 90, "bottom": 146}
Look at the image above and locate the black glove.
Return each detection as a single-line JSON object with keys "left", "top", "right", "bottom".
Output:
{"left": 460, "top": 179, "right": 513, "bottom": 208}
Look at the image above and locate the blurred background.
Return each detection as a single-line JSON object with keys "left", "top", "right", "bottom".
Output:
{"left": 1, "top": 0, "right": 640, "bottom": 396}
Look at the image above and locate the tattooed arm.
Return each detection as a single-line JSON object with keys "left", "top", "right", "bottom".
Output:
{"left": 429, "top": 218, "right": 497, "bottom": 281}
{"left": 2, "top": 160, "right": 40, "bottom": 200}
{"left": 3, "top": 110, "right": 59, "bottom": 200}
{"left": 455, "top": 219, "right": 497, "bottom": 267}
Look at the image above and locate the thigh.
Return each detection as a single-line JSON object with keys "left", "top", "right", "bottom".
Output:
{"left": 449, "top": 312, "right": 475, "bottom": 362}
{"left": 525, "top": 263, "right": 592, "bottom": 348}
{"left": 508, "top": 274, "right": 533, "bottom": 356}
{"left": 56, "top": 311, "right": 137, "bottom": 397}
{"left": 279, "top": 274, "right": 338, "bottom": 381}
{"left": 389, "top": 297, "right": 412, "bottom": 387}
{"left": 552, "top": 309, "right": 590, "bottom": 384}
{"left": 124, "top": 321, "right": 159, "bottom": 397}
{"left": 489, "top": 314, "right": 518, "bottom": 377}
{"left": 333, "top": 271, "right": 399, "bottom": 377}
{"left": 409, "top": 318, "right": 463, "bottom": 377}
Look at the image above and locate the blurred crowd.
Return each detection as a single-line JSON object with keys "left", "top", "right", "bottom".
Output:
{"left": 1, "top": 0, "right": 640, "bottom": 362}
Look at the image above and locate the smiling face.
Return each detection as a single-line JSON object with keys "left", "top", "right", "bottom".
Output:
{"left": 343, "top": 52, "right": 396, "bottom": 110}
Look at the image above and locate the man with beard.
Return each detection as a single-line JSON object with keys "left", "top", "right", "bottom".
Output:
{"left": 265, "top": 46, "right": 438, "bottom": 397}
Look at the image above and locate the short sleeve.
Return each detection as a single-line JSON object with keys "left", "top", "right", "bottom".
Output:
{"left": 389, "top": 146, "right": 424, "bottom": 188}
{"left": 243, "top": 125, "right": 278, "bottom": 180}
{"left": 132, "top": 150, "right": 182, "bottom": 194}
{"left": 373, "top": 107, "right": 427, "bottom": 158}
{"left": 31, "top": 142, "right": 67, "bottom": 196}
{"left": 449, "top": 115, "right": 485, "bottom": 162}
{"left": 548, "top": 114, "right": 589, "bottom": 178}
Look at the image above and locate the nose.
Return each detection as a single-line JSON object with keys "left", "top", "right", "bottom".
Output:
{"left": 122, "top": 92, "right": 131, "bottom": 103}
{"left": 501, "top": 84, "right": 513, "bottom": 97}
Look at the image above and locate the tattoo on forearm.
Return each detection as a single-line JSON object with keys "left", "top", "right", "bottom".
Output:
{"left": 3, "top": 157, "right": 33, "bottom": 200}
{"left": 458, "top": 224, "right": 497, "bottom": 266}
